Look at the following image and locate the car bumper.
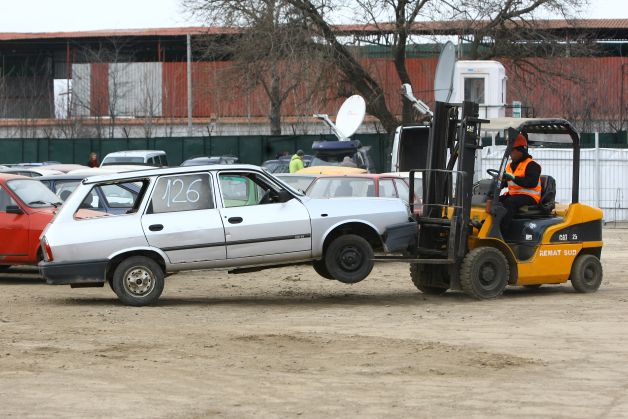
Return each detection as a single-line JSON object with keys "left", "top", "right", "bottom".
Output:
{"left": 384, "top": 221, "right": 418, "bottom": 253}
{"left": 39, "top": 259, "right": 109, "bottom": 285}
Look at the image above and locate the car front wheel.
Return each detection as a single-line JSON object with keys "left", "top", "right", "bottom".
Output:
{"left": 111, "top": 256, "right": 164, "bottom": 306}
{"left": 324, "top": 234, "right": 374, "bottom": 284}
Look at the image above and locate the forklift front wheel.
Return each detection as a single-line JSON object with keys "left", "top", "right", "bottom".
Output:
{"left": 460, "top": 247, "right": 509, "bottom": 300}
{"left": 570, "top": 254, "right": 603, "bottom": 293}
{"left": 410, "top": 264, "right": 448, "bottom": 295}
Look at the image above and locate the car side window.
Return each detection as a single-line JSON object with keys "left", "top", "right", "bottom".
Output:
{"left": 99, "top": 183, "right": 138, "bottom": 208}
{"left": 219, "top": 172, "right": 275, "bottom": 207}
{"left": 379, "top": 179, "right": 397, "bottom": 198}
{"left": 148, "top": 173, "right": 213, "bottom": 214}
{"left": 0, "top": 186, "right": 17, "bottom": 212}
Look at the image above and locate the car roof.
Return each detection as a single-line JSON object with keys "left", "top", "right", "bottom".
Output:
{"left": 103, "top": 150, "right": 166, "bottom": 158}
{"left": 36, "top": 174, "right": 88, "bottom": 181}
{"left": 82, "top": 164, "right": 264, "bottom": 184}
{"left": 0, "top": 173, "right": 33, "bottom": 181}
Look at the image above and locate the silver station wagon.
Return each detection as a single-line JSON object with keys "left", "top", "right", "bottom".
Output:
{"left": 39, "top": 165, "right": 413, "bottom": 306}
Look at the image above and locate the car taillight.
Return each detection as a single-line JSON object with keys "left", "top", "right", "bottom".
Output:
{"left": 41, "top": 237, "right": 54, "bottom": 262}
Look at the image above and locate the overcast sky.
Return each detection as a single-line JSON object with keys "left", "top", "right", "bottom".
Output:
{"left": 0, "top": 0, "right": 626, "bottom": 32}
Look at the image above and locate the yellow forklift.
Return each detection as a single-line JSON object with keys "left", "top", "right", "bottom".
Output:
{"left": 383, "top": 101, "right": 604, "bottom": 299}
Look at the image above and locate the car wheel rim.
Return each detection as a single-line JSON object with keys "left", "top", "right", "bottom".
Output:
{"left": 123, "top": 267, "right": 155, "bottom": 296}
{"left": 338, "top": 246, "right": 362, "bottom": 272}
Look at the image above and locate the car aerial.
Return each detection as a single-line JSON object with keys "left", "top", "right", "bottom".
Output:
{"left": 0, "top": 174, "right": 62, "bottom": 271}
{"left": 181, "top": 156, "right": 239, "bottom": 166}
{"left": 100, "top": 150, "right": 168, "bottom": 167}
{"left": 38, "top": 174, "right": 140, "bottom": 215}
{"left": 39, "top": 164, "right": 413, "bottom": 306}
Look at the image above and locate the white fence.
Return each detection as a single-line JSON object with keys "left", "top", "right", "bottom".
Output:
{"left": 477, "top": 144, "right": 628, "bottom": 222}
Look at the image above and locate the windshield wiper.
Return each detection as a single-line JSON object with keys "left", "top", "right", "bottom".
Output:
{"left": 28, "top": 200, "right": 61, "bottom": 207}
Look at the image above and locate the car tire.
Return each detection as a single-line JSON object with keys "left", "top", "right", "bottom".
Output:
{"left": 570, "top": 254, "right": 603, "bottom": 293}
{"left": 312, "top": 259, "right": 334, "bottom": 280}
{"left": 111, "top": 256, "right": 164, "bottom": 306}
{"left": 324, "top": 234, "right": 374, "bottom": 284}
{"left": 460, "top": 247, "right": 509, "bottom": 300}
{"left": 0, "top": 265, "right": 11, "bottom": 272}
{"left": 410, "top": 263, "right": 448, "bottom": 295}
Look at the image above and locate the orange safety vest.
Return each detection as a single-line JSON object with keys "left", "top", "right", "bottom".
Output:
{"left": 506, "top": 157, "right": 542, "bottom": 203}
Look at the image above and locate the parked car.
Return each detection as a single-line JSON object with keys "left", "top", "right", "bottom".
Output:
{"left": 0, "top": 174, "right": 62, "bottom": 271}
{"left": 310, "top": 140, "right": 375, "bottom": 172}
{"left": 39, "top": 164, "right": 413, "bottom": 306}
{"left": 306, "top": 174, "right": 410, "bottom": 201}
{"left": 0, "top": 167, "right": 64, "bottom": 177}
{"left": 261, "top": 154, "right": 313, "bottom": 174}
{"left": 38, "top": 174, "right": 140, "bottom": 215}
{"left": 274, "top": 173, "right": 321, "bottom": 193}
{"left": 101, "top": 150, "right": 168, "bottom": 167}
{"left": 41, "top": 164, "right": 89, "bottom": 173}
{"left": 181, "top": 156, "right": 239, "bottom": 166}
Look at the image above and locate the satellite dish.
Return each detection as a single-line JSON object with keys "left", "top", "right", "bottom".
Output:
{"left": 433, "top": 41, "right": 456, "bottom": 103}
{"left": 335, "top": 95, "right": 366, "bottom": 139}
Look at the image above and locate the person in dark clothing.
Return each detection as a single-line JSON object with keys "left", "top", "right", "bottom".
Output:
{"left": 87, "top": 152, "right": 100, "bottom": 168}
{"left": 498, "top": 133, "right": 542, "bottom": 232}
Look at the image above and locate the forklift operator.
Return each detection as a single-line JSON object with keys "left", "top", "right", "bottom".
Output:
{"left": 498, "top": 133, "right": 542, "bottom": 231}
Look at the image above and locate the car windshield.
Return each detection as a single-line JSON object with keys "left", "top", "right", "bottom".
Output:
{"left": 275, "top": 175, "right": 316, "bottom": 193}
{"left": 102, "top": 157, "right": 146, "bottom": 165}
{"left": 307, "top": 177, "right": 375, "bottom": 198}
{"left": 7, "top": 179, "right": 63, "bottom": 207}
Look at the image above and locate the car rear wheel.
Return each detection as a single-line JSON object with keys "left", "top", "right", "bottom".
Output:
{"left": 570, "top": 254, "right": 603, "bottom": 293}
{"left": 111, "top": 256, "right": 164, "bottom": 306}
{"left": 324, "top": 234, "right": 374, "bottom": 284}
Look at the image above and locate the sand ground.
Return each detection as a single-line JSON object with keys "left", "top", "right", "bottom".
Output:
{"left": 1, "top": 227, "right": 627, "bottom": 418}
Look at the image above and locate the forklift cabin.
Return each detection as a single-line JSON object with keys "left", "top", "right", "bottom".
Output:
{"left": 383, "top": 102, "right": 604, "bottom": 299}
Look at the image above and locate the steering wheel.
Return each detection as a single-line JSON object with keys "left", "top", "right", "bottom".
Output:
{"left": 486, "top": 169, "right": 500, "bottom": 179}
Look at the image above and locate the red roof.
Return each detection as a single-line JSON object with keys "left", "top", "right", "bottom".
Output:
{"left": 1, "top": 19, "right": 626, "bottom": 41}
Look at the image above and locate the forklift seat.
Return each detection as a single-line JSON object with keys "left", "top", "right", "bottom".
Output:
{"left": 515, "top": 175, "right": 556, "bottom": 217}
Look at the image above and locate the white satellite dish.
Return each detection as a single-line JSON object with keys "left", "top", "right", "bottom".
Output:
{"left": 335, "top": 95, "right": 366, "bottom": 139}
{"left": 314, "top": 95, "right": 366, "bottom": 141}
{"left": 433, "top": 41, "right": 456, "bottom": 103}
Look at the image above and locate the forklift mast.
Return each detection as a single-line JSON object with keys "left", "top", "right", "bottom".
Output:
{"left": 411, "top": 100, "right": 485, "bottom": 263}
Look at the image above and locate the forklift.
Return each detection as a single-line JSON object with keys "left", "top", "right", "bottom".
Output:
{"left": 383, "top": 100, "right": 604, "bottom": 299}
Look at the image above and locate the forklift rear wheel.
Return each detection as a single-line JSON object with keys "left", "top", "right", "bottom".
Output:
{"left": 570, "top": 254, "right": 603, "bottom": 293}
{"left": 324, "top": 234, "right": 374, "bottom": 284}
{"left": 460, "top": 247, "right": 509, "bottom": 299}
{"left": 410, "top": 264, "right": 448, "bottom": 295}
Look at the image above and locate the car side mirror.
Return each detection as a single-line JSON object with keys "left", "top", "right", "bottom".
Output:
{"left": 6, "top": 205, "right": 23, "bottom": 215}
{"left": 277, "top": 189, "right": 293, "bottom": 203}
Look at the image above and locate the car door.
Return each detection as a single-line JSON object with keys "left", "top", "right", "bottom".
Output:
{"left": 141, "top": 172, "right": 226, "bottom": 265}
{"left": 0, "top": 185, "right": 30, "bottom": 261}
{"left": 217, "top": 171, "right": 312, "bottom": 261}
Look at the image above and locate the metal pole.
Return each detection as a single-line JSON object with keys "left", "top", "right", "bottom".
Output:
{"left": 187, "top": 34, "right": 193, "bottom": 137}
{"left": 595, "top": 132, "right": 600, "bottom": 209}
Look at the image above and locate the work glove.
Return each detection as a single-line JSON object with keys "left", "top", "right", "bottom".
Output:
{"left": 503, "top": 173, "right": 515, "bottom": 181}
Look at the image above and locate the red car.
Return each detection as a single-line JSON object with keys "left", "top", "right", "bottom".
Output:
{"left": 0, "top": 174, "right": 62, "bottom": 271}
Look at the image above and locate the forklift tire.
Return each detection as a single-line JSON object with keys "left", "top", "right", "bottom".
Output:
{"left": 410, "top": 264, "right": 448, "bottom": 295}
{"left": 312, "top": 259, "right": 334, "bottom": 280}
{"left": 460, "top": 247, "right": 509, "bottom": 300}
{"left": 324, "top": 234, "right": 374, "bottom": 284}
{"left": 570, "top": 254, "right": 603, "bottom": 293}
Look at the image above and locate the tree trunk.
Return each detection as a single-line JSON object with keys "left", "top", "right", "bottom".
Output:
{"left": 269, "top": 65, "right": 282, "bottom": 135}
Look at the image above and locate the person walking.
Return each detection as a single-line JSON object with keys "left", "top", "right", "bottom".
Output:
{"left": 289, "top": 149, "right": 305, "bottom": 173}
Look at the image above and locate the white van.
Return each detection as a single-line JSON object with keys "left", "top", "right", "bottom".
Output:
{"left": 101, "top": 150, "right": 168, "bottom": 168}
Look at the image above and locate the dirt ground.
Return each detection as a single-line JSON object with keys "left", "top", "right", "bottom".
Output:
{"left": 1, "top": 228, "right": 627, "bottom": 418}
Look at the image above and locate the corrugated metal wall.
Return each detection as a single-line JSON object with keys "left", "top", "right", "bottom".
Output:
{"left": 69, "top": 56, "right": 626, "bottom": 121}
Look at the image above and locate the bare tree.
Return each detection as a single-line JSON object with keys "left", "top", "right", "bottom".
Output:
{"left": 184, "top": 0, "right": 331, "bottom": 135}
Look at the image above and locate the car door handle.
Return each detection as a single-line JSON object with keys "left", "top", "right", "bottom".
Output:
{"left": 149, "top": 224, "right": 164, "bottom": 231}
{"left": 228, "top": 217, "right": 243, "bottom": 224}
